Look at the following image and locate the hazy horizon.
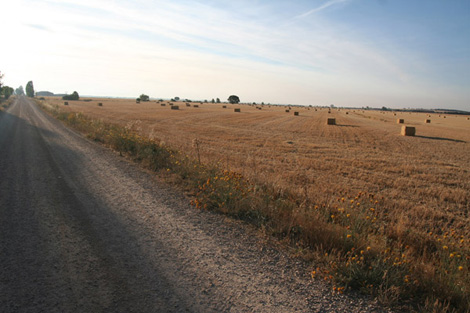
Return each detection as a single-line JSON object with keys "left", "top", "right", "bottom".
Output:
{"left": 1, "top": 0, "right": 469, "bottom": 110}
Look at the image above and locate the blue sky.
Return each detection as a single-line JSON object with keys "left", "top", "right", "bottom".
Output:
{"left": 1, "top": 0, "right": 469, "bottom": 109}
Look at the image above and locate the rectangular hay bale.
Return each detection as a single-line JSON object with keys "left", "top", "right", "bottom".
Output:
{"left": 397, "top": 119, "right": 404, "bottom": 124}
{"left": 171, "top": 105, "right": 179, "bottom": 110}
{"left": 327, "top": 118, "right": 336, "bottom": 125}
{"left": 425, "top": 119, "right": 431, "bottom": 123}
{"left": 401, "top": 126, "right": 416, "bottom": 136}
{"left": 234, "top": 108, "right": 241, "bottom": 112}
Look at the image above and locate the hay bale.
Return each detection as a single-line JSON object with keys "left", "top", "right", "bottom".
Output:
{"left": 425, "top": 119, "right": 431, "bottom": 123}
{"left": 285, "top": 109, "right": 290, "bottom": 113}
{"left": 327, "top": 118, "right": 336, "bottom": 125}
{"left": 234, "top": 108, "right": 241, "bottom": 113}
{"left": 467, "top": 117, "right": 469, "bottom": 120}
{"left": 345, "top": 112, "right": 349, "bottom": 115}
{"left": 64, "top": 102, "right": 69, "bottom": 105}
{"left": 222, "top": 105, "right": 227, "bottom": 108}
{"left": 401, "top": 126, "right": 416, "bottom": 136}
{"left": 397, "top": 119, "right": 404, "bottom": 124}
{"left": 186, "top": 103, "right": 190, "bottom": 107}
{"left": 171, "top": 105, "right": 179, "bottom": 110}
{"left": 161, "top": 103, "right": 166, "bottom": 106}
{"left": 294, "top": 111, "right": 299, "bottom": 116}
{"left": 193, "top": 104, "right": 199, "bottom": 108}
{"left": 98, "top": 103, "right": 103, "bottom": 106}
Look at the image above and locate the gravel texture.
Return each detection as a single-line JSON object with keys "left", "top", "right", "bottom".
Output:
{"left": 0, "top": 97, "right": 394, "bottom": 312}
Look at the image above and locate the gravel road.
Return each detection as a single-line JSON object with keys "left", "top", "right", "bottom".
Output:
{"left": 0, "top": 97, "right": 392, "bottom": 312}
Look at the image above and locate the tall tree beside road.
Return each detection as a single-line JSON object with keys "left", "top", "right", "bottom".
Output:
{"left": 1, "top": 86, "right": 14, "bottom": 99}
{"left": 26, "top": 81, "right": 35, "bottom": 97}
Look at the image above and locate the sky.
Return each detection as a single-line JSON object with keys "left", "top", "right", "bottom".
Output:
{"left": 1, "top": 0, "right": 469, "bottom": 110}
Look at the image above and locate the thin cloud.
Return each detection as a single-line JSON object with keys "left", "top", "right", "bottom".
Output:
{"left": 295, "top": 0, "right": 350, "bottom": 19}
{"left": 26, "top": 24, "right": 52, "bottom": 32}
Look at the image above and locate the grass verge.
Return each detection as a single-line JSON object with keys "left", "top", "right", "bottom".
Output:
{"left": 0, "top": 96, "right": 15, "bottom": 113}
{"left": 37, "top": 100, "right": 469, "bottom": 313}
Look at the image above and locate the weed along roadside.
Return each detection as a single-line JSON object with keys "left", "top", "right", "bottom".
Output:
{"left": 0, "top": 96, "right": 15, "bottom": 113}
{"left": 36, "top": 99, "right": 470, "bottom": 313}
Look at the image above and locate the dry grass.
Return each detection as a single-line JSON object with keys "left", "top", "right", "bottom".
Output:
{"left": 0, "top": 96, "right": 15, "bottom": 112}
{"left": 42, "top": 97, "right": 470, "bottom": 311}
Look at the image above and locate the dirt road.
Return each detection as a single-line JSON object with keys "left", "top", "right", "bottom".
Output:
{"left": 0, "top": 97, "right": 389, "bottom": 312}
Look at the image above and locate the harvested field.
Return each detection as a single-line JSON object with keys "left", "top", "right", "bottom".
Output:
{"left": 46, "top": 98, "right": 470, "bottom": 239}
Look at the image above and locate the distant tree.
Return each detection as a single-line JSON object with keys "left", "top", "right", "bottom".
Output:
{"left": 15, "top": 86, "right": 25, "bottom": 96}
{"left": 62, "top": 91, "right": 79, "bottom": 100}
{"left": 228, "top": 95, "right": 240, "bottom": 104}
{"left": 140, "top": 94, "right": 149, "bottom": 101}
{"left": 216, "top": 98, "right": 220, "bottom": 103}
{"left": 204, "top": 99, "right": 208, "bottom": 103}
{"left": 26, "top": 81, "right": 34, "bottom": 97}
{"left": 174, "top": 96, "right": 180, "bottom": 101}
{"left": 1, "top": 86, "right": 14, "bottom": 99}
{"left": 211, "top": 98, "right": 215, "bottom": 103}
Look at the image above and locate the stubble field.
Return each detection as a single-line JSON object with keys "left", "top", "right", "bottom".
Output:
{"left": 51, "top": 97, "right": 470, "bottom": 229}
{"left": 43, "top": 97, "right": 470, "bottom": 310}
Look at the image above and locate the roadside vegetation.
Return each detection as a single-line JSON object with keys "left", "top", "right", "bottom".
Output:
{"left": 37, "top": 99, "right": 469, "bottom": 313}
{"left": 0, "top": 98, "right": 14, "bottom": 113}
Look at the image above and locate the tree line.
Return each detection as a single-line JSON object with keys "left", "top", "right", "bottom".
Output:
{"left": 2, "top": 70, "right": 240, "bottom": 105}
{"left": 0, "top": 71, "right": 33, "bottom": 100}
